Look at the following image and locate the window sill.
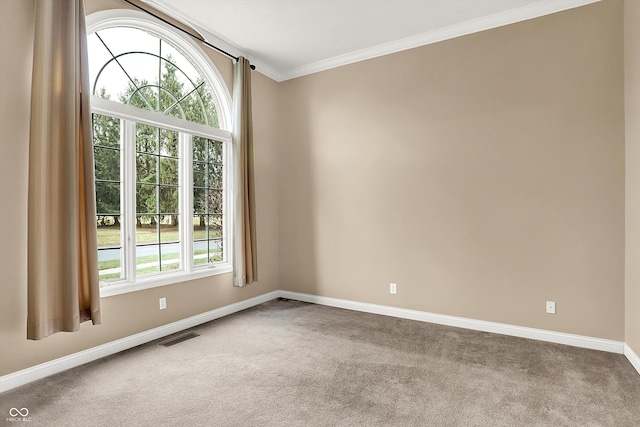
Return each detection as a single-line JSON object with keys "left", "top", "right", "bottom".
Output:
{"left": 99, "top": 263, "right": 233, "bottom": 298}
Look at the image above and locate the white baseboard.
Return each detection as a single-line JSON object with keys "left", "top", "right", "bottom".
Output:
{"left": 0, "top": 290, "right": 280, "bottom": 394}
{"left": 279, "top": 291, "right": 626, "bottom": 355}
{"left": 2, "top": 289, "right": 635, "bottom": 394}
{"left": 624, "top": 344, "right": 640, "bottom": 375}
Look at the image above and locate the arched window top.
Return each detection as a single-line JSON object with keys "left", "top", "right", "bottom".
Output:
{"left": 87, "top": 10, "right": 231, "bottom": 130}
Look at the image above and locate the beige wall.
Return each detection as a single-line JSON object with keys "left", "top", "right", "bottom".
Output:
{"left": 279, "top": 0, "right": 625, "bottom": 340}
{"left": 0, "top": 0, "right": 280, "bottom": 376}
{"left": 625, "top": 0, "right": 640, "bottom": 355}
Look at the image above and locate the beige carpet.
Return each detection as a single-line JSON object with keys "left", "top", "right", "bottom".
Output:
{"left": 1, "top": 298, "right": 639, "bottom": 426}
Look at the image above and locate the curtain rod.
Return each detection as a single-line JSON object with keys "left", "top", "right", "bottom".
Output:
{"left": 121, "top": 0, "right": 256, "bottom": 70}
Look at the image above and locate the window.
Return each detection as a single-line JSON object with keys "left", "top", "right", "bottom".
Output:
{"left": 87, "top": 11, "right": 233, "bottom": 296}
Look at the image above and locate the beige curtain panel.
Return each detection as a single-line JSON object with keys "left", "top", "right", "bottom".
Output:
{"left": 27, "top": 0, "right": 101, "bottom": 340}
{"left": 232, "top": 57, "right": 258, "bottom": 287}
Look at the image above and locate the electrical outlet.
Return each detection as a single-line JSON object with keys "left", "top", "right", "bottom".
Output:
{"left": 159, "top": 297, "right": 167, "bottom": 310}
{"left": 546, "top": 301, "right": 556, "bottom": 314}
{"left": 390, "top": 283, "right": 397, "bottom": 295}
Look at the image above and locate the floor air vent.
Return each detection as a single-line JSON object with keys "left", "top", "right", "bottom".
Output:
{"left": 159, "top": 332, "right": 199, "bottom": 347}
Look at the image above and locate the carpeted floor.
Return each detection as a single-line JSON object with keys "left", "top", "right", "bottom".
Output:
{"left": 2, "top": 298, "right": 639, "bottom": 426}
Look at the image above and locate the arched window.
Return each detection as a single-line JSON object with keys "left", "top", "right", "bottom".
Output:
{"left": 87, "top": 10, "right": 233, "bottom": 296}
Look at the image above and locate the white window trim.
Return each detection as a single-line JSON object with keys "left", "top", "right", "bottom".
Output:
{"left": 91, "top": 97, "right": 232, "bottom": 143}
{"left": 88, "top": 10, "right": 234, "bottom": 298}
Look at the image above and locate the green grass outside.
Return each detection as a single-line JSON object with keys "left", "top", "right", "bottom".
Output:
{"left": 136, "top": 263, "right": 179, "bottom": 276}
{"left": 99, "top": 272, "right": 122, "bottom": 281}
{"left": 98, "top": 225, "right": 219, "bottom": 247}
{"left": 98, "top": 250, "right": 193, "bottom": 270}
{"left": 97, "top": 225, "right": 180, "bottom": 247}
{"left": 98, "top": 248, "right": 221, "bottom": 281}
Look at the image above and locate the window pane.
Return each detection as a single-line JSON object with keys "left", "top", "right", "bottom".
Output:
{"left": 159, "top": 129, "right": 178, "bottom": 157}
{"left": 193, "top": 239, "right": 208, "bottom": 266}
{"left": 163, "top": 99, "right": 186, "bottom": 120}
{"left": 136, "top": 153, "right": 157, "bottom": 183}
{"left": 208, "top": 140, "right": 223, "bottom": 164}
{"left": 96, "top": 182, "right": 120, "bottom": 214}
{"left": 92, "top": 114, "right": 120, "bottom": 149}
{"left": 196, "top": 84, "right": 219, "bottom": 128}
{"left": 94, "top": 147, "right": 120, "bottom": 181}
{"left": 194, "top": 188, "right": 207, "bottom": 214}
{"left": 98, "top": 248, "right": 122, "bottom": 282}
{"left": 193, "top": 162, "right": 206, "bottom": 187}
{"left": 136, "top": 184, "right": 157, "bottom": 214}
{"left": 96, "top": 215, "right": 121, "bottom": 247}
{"left": 88, "top": 34, "right": 116, "bottom": 97}
{"left": 193, "top": 137, "right": 207, "bottom": 162}
{"left": 160, "top": 186, "right": 178, "bottom": 214}
{"left": 136, "top": 215, "right": 159, "bottom": 245}
{"left": 117, "top": 53, "right": 158, "bottom": 100}
{"left": 129, "top": 89, "right": 157, "bottom": 112}
{"left": 136, "top": 124, "right": 158, "bottom": 153}
{"left": 160, "top": 157, "right": 178, "bottom": 185}
{"left": 206, "top": 215, "right": 222, "bottom": 238}
{"left": 178, "top": 96, "right": 204, "bottom": 125}
{"left": 193, "top": 215, "right": 207, "bottom": 239}
{"left": 90, "top": 28, "right": 159, "bottom": 101}
{"left": 207, "top": 163, "right": 223, "bottom": 188}
{"left": 97, "top": 27, "right": 158, "bottom": 59}
{"left": 208, "top": 189, "right": 223, "bottom": 214}
{"left": 160, "top": 215, "right": 179, "bottom": 242}
{"left": 137, "top": 244, "right": 160, "bottom": 276}
{"left": 97, "top": 216, "right": 122, "bottom": 281}
{"left": 209, "top": 239, "right": 223, "bottom": 262}
{"left": 96, "top": 62, "right": 131, "bottom": 102}
{"left": 160, "top": 243, "right": 180, "bottom": 271}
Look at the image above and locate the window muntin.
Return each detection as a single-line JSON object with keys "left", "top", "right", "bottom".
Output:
{"left": 135, "top": 124, "right": 181, "bottom": 277}
{"left": 88, "top": 13, "right": 232, "bottom": 294}
{"left": 88, "top": 26, "right": 221, "bottom": 128}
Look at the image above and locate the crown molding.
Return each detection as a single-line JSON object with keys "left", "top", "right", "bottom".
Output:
{"left": 278, "top": 0, "right": 600, "bottom": 81}
{"left": 130, "top": 0, "right": 600, "bottom": 82}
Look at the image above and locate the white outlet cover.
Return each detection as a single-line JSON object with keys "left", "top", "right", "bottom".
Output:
{"left": 159, "top": 297, "right": 167, "bottom": 310}
{"left": 546, "top": 301, "right": 556, "bottom": 314}
{"left": 390, "top": 283, "right": 397, "bottom": 295}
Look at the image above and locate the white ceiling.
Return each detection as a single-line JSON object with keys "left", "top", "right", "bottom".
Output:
{"left": 143, "top": 0, "right": 599, "bottom": 82}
